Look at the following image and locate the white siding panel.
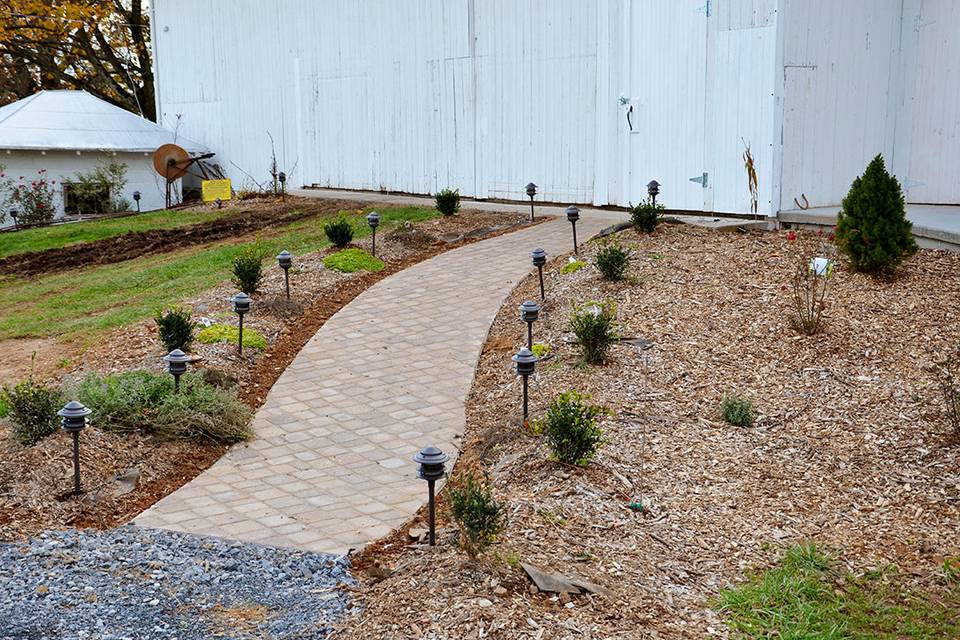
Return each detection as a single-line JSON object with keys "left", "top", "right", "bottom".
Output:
{"left": 905, "top": 0, "right": 960, "bottom": 204}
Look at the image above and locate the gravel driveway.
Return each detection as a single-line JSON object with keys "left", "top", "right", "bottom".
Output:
{"left": 0, "top": 526, "right": 354, "bottom": 639}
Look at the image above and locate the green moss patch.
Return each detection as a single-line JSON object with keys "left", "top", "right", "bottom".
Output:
{"left": 323, "top": 248, "right": 385, "bottom": 273}
{"left": 196, "top": 323, "right": 267, "bottom": 350}
{"left": 560, "top": 259, "right": 587, "bottom": 274}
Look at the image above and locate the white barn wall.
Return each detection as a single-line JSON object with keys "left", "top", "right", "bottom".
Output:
{"left": 154, "top": 0, "right": 791, "bottom": 214}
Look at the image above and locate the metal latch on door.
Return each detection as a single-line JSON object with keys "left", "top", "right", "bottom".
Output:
{"left": 689, "top": 172, "right": 708, "bottom": 188}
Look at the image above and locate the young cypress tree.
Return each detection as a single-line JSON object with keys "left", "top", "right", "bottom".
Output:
{"left": 835, "top": 154, "right": 917, "bottom": 273}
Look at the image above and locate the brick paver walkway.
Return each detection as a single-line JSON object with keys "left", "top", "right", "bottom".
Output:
{"left": 136, "top": 211, "right": 623, "bottom": 554}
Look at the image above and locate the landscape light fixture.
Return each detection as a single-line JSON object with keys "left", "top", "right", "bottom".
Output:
{"left": 512, "top": 347, "right": 538, "bottom": 423}
{"left": 565, "top": 205, "right": 580, "bottom": 254}
{"left": 277, "top": 250, "right": 293, "bottom": 299}
{"left": 525, "top": 182, "right": 537, "bottom": 222}
{"left": 163, "top": 348, "right": 190, "bottom": 393}
{"left": 58, "top": 400, "right": 91, "bottom": 495}
{"left": 530, "top": 248, "right": 547, "bottom": 301}
{"left": 519, "top": 300, "right": 540, "bottom": 349}
{"left": 278, "top": 171, "right": 287, "bottom": 201}
{"left": 647, "top": 180, "right": 660, "bottom": 207}
{"left": 413, "top": 445, "right": 449, "bottom": 546}
{"left": 230, "top": 292, "right": 251, "bottom": 355}
{"left": 132, "top": 190, "right": 141, "bottom": 213}
{"left": 366, "top": 211, "right": 380, "bottom": 257}
{"left": 9, "top": 208, "right": 18, "bottom": 230}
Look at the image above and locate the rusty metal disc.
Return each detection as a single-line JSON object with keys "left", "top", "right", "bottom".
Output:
{"left": 153, "top": 144, "right": 190, "bottom": 180}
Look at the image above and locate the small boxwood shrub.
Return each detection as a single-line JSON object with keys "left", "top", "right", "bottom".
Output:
{"left": 435, "top": 188, "right": 461, "bottom": 216}
{"left": 630, "top": 200, "right": 664, "bottom": 233}
{"left": 2, "top": 377, "right": 63, "bottom": 446}
{"left": 836, "top": 154, "right": 917, "bottom": 273}
{"left": 531, "top": 343, "right": 551, "bottom": 358}
{"left": 595, "top": 242, "right": 632, "bottom": 281}
{"left": 448, "top": 470, "right": 506, "bottom": 559}
{"left": 721, "top": 393, "right": 755, "bottom": 427}
{"left": 323, "top": 216, "right": 354, "bottom": 247}
{"left": 232, "top": 243, "right": 267, "bottom": 294}
{"left": 570, "top": 300, "right": 618, "bottom": 364}
{"left": 323, "top": 248, "right": 385, "bottom": 273}
{"left": 536, "top": 391, "right": 606, "bottom": 466}
{"left": 196, "top": 323, "right": 268, "bottom": 350}
{"left": 76, "top": 370, "right": 251, "bottom": 442}
{"left": 154, "top": 307, "right": 196, "bottom": 352}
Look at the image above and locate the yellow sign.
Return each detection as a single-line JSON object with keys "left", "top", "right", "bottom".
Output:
{"left": 202, "top": 179, "right": 232, "bottom": 203}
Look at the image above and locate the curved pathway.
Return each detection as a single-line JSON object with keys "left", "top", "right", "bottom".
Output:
{"left": 136, "top": 212, "right": 623, "bottom": 554}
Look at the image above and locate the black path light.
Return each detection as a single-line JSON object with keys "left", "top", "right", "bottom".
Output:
{"left": 531, "top": 248, "right": 547, "bottom": 301}
{"left": 413, "top": 445, "right": 449, "bottom": 546}
{"left": 58, "top": 400, "right": 91, "bottom": 495}
{"left": 277, "top": 250, "right": 293, "bottom": 299}
{"left": 133, "top": 190, "right": 141, "bottom": 213}
{"left": 366, "top": 211, "right": 380, "bottom": 257}
{"left": 647, "top": 180, "right": 660, "bottom": 207}
{"left": 278, "top": 171, "right": 287, "bottom": 201}
{"left": 525, "top": 182, "right": 537, "bottom": 222}
{"left": 9, "top": 208, "right": 18, "bottom": 230}
{"left": 231, "top": 292, "right": 251, "bottom": 355}
{"left": 512, "top": 347, "right": 538, "bottom": 424}
{"left": 163, "top": 349, "right": 190, "bottom": 392}
{"left": 519, "top": 300, "right": 540, "bottom": 349}
{"left": 566, "top": 205, "right": 581, "bottom": 255}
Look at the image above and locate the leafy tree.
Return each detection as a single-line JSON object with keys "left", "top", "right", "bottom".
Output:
{"left": 0, "top": 1, "right": 154, "bottom": 120}
{"left": 835, "top": 155, "right": 917, "bottom": 273}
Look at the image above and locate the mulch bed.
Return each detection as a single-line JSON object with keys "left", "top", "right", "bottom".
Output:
{"left": 334, "top": 224, "right": 960, "bottom": 638}
{"left": 0, "top": 209, "right": 535, "bottom": 540}
{"left": 0, "top": 196, "right": 362, "bottom": 277}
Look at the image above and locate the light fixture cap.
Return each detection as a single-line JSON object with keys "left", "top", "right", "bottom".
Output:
{"left": 132, "top": 191, "right": 141, "bottom": 201}
{"left": 512, "top": 347, "right": 538, "bottom": 375}
{"left": 519, "top": 300, "right": 540, "bottom": 323}
{"left": 647, "top": 179, "right": 660, "bottom": 195}
{"left": 231, "top": 292, "right": 252, "bottom": 314}
{"left": 278, "top": 171, "right": 287, "bottom": 183}
{"left": 530, "top": 247, "right": 547, "bottom": 267}
{"left": 525, "top": 182, "right": 537, "bottom": 197}
{"left": 366, "top": 211, "right": 380, "bottom": 228}
{"left": 277, "top": 250, "right": 293, "bottom": 269}
{"left": 413, "top": 445, "right": 449, "bottom": 480}
{"left": 565, "top": 205, "right": 580, "bottom": 222}
{"left": 58, "top": 400, "right": 91, "bottom": 432}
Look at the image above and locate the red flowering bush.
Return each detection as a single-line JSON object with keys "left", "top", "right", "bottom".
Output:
{"left": 11, "top": 169, "right": 56, "bottom": 225}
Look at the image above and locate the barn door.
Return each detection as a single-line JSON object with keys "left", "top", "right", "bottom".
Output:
{"left": 615, "top": 1, "right": 710, "bottom": 210}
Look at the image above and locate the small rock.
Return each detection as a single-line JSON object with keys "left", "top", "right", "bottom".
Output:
{"left": 476, "top": 598, "right": 493, "bottom": 608}
{"left": 407, "top": 528, "right": 425, "bottom": 541}
{"left": 493, "top": 586, "right": 508, "bottom": 596}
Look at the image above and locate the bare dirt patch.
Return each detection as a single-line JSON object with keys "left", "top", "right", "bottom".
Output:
{"left": 0, "top": 196, "right": 361, "bottom": 278}
{"left": 336, "top": 224, "right": 960, "bottom": 638}
{"left": 0, "top": 210, "right": 536, "bottom": 540}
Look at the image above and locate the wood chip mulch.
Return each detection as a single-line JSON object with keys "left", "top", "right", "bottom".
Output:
{"left": 335, "top": 224, "right": 960, "bottom": 639}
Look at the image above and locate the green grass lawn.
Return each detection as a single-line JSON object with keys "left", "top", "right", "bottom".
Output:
{"left": 0, "top": 209, "right": 230, "bottom": 259}
{"left": 0, "top": 206, "right": 436, "bottom": 342}
{"left": 717, "top": 543, "right": 960, "bottom": 639}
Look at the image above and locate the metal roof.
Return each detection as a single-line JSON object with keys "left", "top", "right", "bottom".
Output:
{"left": 0, "top": 90, "right": 205, "bottom": 153}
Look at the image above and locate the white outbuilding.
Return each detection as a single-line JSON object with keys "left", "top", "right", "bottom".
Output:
{"left": 151, "top": 0, "right": 960, "bottom": 220}
{"left": 0, "top": 90, "right": 205, "bottom": 225}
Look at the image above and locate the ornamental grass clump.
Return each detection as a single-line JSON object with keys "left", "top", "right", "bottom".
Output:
{"left": 2, "top": 377, "right": 63, "bottom": 446}
{"left": 323, "top": 216, "right": 354, "bottom": 247}
{"left": 595, "top": 241, "right": 632, "bottom": 281}
{"left": 448, "top": 470, "right": 506, "bottom": 560}
{"left": 76, "top": 370, "right": 251, "bottom": 442}
{"left": 536, "top": 391, "right": 607, "bottom": 466}
{"left": 232, "top": 242, "right": 267, "bottom": 294}
{"left": 435, "top": 188, "right": 461, "bottom": 216}
{"left": 721, "top": 393, "right": 755, "bottom": 428}
{"left": 835, "top": 154, "right": 917, "bottom": 274}
{"left": 929, "top": 344, "right": 960, "bottom": 438}
{"left": 570, "top": 300, "right": 618, "bottom": 364}
{"left": 154, "top": 307, "right": 196, "bottom": 352}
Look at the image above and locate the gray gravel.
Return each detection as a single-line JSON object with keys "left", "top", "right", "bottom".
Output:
{"left": 0, "top": 526, "right": 355, "bottom": 639}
